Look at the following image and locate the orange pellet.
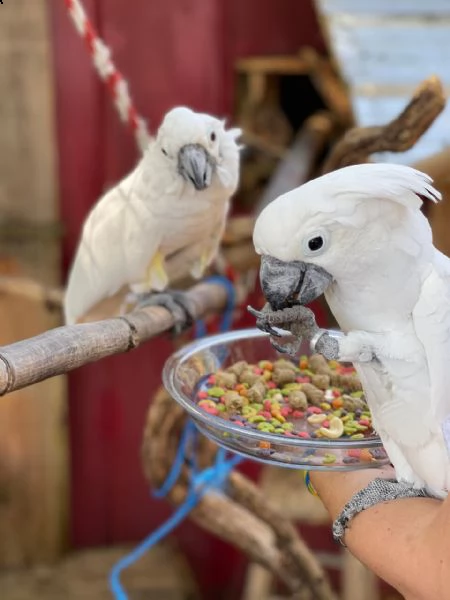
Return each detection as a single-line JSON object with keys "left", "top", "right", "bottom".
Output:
{"left": 235, "top": 384, "right": 248, "bottom": 396}
{"left": 360, "top": 449, "right": 373, "bottom": 462}
{"left": 331, "top": 397, "right": 343, "bottom": 409}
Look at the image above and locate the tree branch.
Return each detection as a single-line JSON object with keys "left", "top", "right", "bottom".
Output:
{"left": 141, "top": 387, "right": 336, "bottom": 600}
{"left": 0, "top": 281, "right": 227, "bottom": 396}
{"left": 321, "top": 75, "right": 445, "bottom": 173}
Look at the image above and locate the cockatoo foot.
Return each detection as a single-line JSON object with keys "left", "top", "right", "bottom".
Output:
{"left": 248, "top": 302, "right": 340, "bottom": 359}
{"left": 134, "top": 290, "right": 194, "bottom": 336}
{"left": 333, "top": 478, "right": 432, "bottom": 546}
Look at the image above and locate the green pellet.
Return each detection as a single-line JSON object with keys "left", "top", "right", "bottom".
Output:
{"left": 322, "top": 453, "right": 336, "bottom": 464}
{"left": 248, "top": 415, "right": 266, "bottom": 423}
{"left": 217, "top": 404, "right": 226, "bottom": 412}
{"left": 283, "top": 383, "right": 302, "bottom": 391}
{"left": 282, "top": 422, "right": 294, "bottom": 430}
{"left": 274, "top": 427, "right": 285, "bottom": 434}
{"left": 208, "top": 386, "right": 225, "bottom": 397}
{"left": 257, "top": 422, "right": 274, "bottom": 432}
{"left": 350, "top": 391, "right": 364, "bottom": 398}
{"left": 344, "top": 428, "right": 358, "bottom": 435}
{"left": 350, "top": 433, "right": 365, "bottom": 440}
{"left": 267, "top": 388, "right": 282, "bottom": 396}
{"left": 320, "top": 402, "right": 331, "bottom": 410}
{"left": 249, "top": 403, "right": 263, "bottom": 412}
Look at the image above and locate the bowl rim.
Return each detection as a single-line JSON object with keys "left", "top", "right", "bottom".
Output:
{"left": 163, "top": 327, "right": 384, "bottom": 450}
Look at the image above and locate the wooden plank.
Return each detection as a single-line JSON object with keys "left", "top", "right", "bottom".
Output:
{"left": 0, "top": 0, "right": 60, "bottom": 285}
{"left": 0, "top": 0, "right": 67, "bottom": 566}
{"left": 0, "top": 283, "right": 67, "bottom": 566}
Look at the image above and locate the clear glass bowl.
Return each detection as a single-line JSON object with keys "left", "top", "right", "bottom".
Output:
{"left": 163, "top": 328, "right": 389, "bottom": 471}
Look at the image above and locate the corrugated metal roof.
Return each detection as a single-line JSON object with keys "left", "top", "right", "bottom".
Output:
{"left": 316, "top": 0, "right": 450, "bottom": 163}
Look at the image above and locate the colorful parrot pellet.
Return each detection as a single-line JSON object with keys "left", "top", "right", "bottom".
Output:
{"left": 195, "top": 354, "right": 385, "bottom": 465}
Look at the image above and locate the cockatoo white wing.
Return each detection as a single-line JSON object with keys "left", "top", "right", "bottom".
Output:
{"left": 64, "top": 169, "right": 164, "bottom": 325}
{"left": 413, "top": 250, "right": 450, "bottom": 425}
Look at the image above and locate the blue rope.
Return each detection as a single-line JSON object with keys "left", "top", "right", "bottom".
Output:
{"left": 195, "top": 274, "right": 236, "bottom": 337}
{"left": 110, "top": 275, "right": 243, "bottom": 599}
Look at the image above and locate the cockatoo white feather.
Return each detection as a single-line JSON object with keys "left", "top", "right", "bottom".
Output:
{"left": 253, "top": 162, "right": 450, "bottom": 497}
{"left": 64, "top": 106, "right": 241, "bottom": 325}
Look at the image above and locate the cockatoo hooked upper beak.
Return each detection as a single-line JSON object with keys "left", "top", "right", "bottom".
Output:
{"left": 260, "top": 255, "right": 333, "bottom": 310}
{"left": 178, "top": 143, "right": 214, "bottom": 191}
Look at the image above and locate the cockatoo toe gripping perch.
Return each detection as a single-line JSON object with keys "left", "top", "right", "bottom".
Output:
{"left": 130, "top": 290, "right": 195, "bottom": 335}
{"left": 249, "top": 162, "right": 448, "bottom": 544}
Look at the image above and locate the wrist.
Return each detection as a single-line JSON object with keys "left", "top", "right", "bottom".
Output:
{"left": 310, "top": 468, "right": 396, "bottom": 521}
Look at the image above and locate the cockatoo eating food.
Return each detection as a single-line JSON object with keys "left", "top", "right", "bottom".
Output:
{"left": 64, "top": 106, "right": 241, "bottom": 329}
{"left": 248, "top": 163, "right": 450, "bottom": 510}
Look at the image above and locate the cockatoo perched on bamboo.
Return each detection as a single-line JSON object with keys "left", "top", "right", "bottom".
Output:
{"left": 64, "top": 106, "right": 241, "bottom": 327}
{"left": 248, "top": 163, "right": 450, "bottom": 502}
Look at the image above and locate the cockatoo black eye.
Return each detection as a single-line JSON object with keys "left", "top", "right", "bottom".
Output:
{"left": 308, "top": 236, "right": 323, "bottom": 251}
{"left": 162, "top": 148, "right": 168, "bottom": 156}
{"left": 303, "top": 228, "right": 329, "bottom": 256}
{"left": 210, "top": 132, "right": 216, "bottom": 142}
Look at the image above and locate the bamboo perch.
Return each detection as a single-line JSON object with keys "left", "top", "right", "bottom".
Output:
{"left": 0, "top": 281, "right": 227, "bottom": 396}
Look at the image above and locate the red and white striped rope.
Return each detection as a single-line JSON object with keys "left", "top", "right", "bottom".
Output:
{"left": 64, "top": 0, "right": 152, "bottom": 153}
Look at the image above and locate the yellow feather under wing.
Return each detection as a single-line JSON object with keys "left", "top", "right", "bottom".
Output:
{"left": 146, "top": 250, "right": 169, "bottom": 290}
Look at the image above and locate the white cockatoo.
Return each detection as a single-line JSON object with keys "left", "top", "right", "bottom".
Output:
{"left": 249, "top": 162, "right": 450, "bottom": 499}
{"left": 64, "top": 106, "right": 241, "bottom": 326}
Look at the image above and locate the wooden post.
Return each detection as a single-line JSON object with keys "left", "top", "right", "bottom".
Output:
{"left": 0, "top": 0, "right": 67, "bottom": 565}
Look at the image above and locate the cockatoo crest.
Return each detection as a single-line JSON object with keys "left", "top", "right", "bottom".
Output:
{"left": 254, "top": 163, "right": 442, "bottom": 268}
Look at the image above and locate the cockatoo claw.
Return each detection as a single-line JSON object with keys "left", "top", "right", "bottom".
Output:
{"left": 247, "top": 304, "right": 282, "bottom": 337}
{"left": 135, "top": 289, "right": 194, "bottom": 336}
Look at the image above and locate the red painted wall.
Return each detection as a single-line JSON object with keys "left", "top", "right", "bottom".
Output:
{"left": 49, "top": 1, "right": 326, "bottom": 597}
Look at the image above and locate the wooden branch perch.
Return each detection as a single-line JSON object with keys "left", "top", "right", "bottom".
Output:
{"left": 141, "top": 387, "right": 336, "bottom": 600}
{"left": 0, "top": 281, "right": 227, "bottom": 396}
{"left": 321, "top": 75, "right": 446, "bottom": 173}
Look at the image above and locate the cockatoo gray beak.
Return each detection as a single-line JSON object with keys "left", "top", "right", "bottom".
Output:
{"left": 178, "top": 143, "right": 213, "bottom": 191}
{"left": 259, "top": 255, "right": 333, "bottom": 310}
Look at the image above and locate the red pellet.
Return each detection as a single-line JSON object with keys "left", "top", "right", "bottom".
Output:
{"left": 332, "top": 389, "right": 341, "bottom": 397}
{"left": 263, "top": 399, "right": 272, "bottom": 411}
{"left": 307, "top": 406, "right": 323, "bottom": 414}
{"left": 207, "top": 375, "right": 216, "bottom": 384}
{"left": 260, "top": 411, "right": 272, "bottom": 419}
{"left": 322, "top": 420, "right": 330, "bottom": 428}
{"left": 253, "top": 367, "right": 263, "bottom": 375}
{"left": 292, "top": 410, "right": 305, "bottom": 419}
{"left": 280, "top": 406, "right": 291, "bottom": 417}
{"left": 359, "top": 418, "right": 370, "bottom": 427}
{"left": 347, "top": 449, "right": 361, "bottom": 458}
{"left": 197, "top": 391, "right": 208, "bottom": 399}
{"left": 298, "top": 431, "right": 310, "bottom": 438}
{"left": 203, "top": 406, "right": 219, "bottom": 416}
{"left": 296, "top": 376, "right": 310, "bottom": 383}
{"left": 266, "top": 381, "right": 276, "bottom": 389}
